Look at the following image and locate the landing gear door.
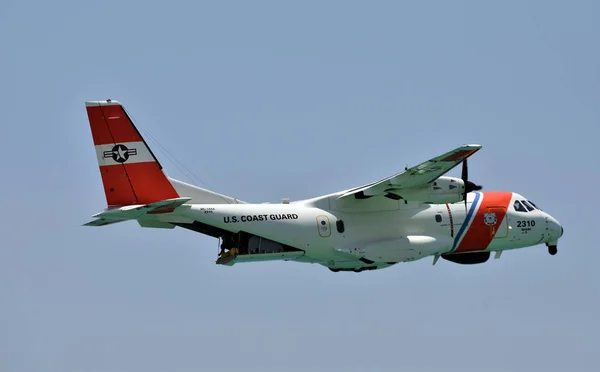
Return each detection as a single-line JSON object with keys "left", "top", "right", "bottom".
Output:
{"left": 487, "top": 207, "right": 508, "bottom": 238}
{"left": 316, "top": 215, "right": 331, "bottom": 237}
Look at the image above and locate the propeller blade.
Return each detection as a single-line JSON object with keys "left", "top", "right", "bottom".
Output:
{"left": 462, "top": 159, "right": 468, "bottom": 211}
{"left": 460, "top": 157, "right": 483, "bottom": 211}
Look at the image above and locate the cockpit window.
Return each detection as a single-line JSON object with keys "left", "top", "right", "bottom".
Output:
{"left": 521, "top": 200, "right": 535, "bottom": 211}
{"left": 528, "top": 200, "right": 541, "bottom": 210}
{"left": 514, "top": 200, "right": 528, "bottom": 212}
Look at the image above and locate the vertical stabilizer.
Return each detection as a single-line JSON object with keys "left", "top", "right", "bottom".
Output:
{"left": 85, "top": 100, "right": 179, "bottom": 207}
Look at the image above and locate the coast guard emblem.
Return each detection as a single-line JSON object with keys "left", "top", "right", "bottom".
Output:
{"left": 483, "top": 212, "right": 497, "bottom": 226}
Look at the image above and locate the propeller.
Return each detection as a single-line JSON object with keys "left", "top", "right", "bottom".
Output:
{"left": 461, "top": 158, "right": 483, "bottom": 211}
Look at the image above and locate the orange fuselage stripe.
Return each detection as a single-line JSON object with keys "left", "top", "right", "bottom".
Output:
{"left": 454, "top": 191, "right": 512, "bottom": 253}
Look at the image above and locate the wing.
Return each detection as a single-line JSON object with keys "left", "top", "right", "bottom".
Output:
{"left": 338, "top": 144, "right": 481, "bottom": 201}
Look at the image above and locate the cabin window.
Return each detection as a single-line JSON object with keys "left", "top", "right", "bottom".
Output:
{"left": 435, "top": 214, "right": 442, "bottom": 223}
{"left": 514, "top": 200, "right": 528, "bottom": 212}
{"left": 336, "top": 220, "right": 345, "bottom": 233}
{"left": 521, "top": 200, "right": 535, "bottom": 211}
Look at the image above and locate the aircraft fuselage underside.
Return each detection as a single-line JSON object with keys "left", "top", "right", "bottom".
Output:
{"left": 158, "top": 191, "right": 561, "bottom": 272}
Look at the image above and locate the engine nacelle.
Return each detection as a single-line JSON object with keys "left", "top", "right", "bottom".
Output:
{"left": 392, "top": 176, "right": 464, "bottom": 203}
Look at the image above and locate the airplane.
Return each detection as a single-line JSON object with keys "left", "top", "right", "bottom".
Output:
{"left": 83, "top": 99, "right": 564, "bottom": 272}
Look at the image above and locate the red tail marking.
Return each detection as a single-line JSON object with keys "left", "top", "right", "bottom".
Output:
{"left": 86, "top": 104, "right": 143, "bottom": 145}
{"left": 454, "top": 192, "right": 512, "bottom": 253}
{"left": 99, "top": 163, "right": 137, "bottom": 206}
{"left": 87, "top": 102, "right": 179, "bottom": 207}
{"left": 100, "top": 163, "right": 179, "bottom": 207}
{"left": 125, "top": 162, "right": 178, "bottom": 205}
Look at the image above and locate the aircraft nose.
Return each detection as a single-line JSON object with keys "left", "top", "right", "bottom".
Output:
{"left": 545, "top": 214, "right": 562, "bottom": 256}
{"left": 546, "top": 215, "right": 563, "bottom": 241}
{"left": 558, "top": 225, "right": 565, "bottom": 238}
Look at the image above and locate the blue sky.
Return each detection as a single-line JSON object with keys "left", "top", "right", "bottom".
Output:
{"left": 1, "top": 0, "right": 598, "bottom": 371}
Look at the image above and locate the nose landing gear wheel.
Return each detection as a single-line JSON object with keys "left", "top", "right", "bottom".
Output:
{"left": 548, "top": 245, "right": 557, "bottom": 255}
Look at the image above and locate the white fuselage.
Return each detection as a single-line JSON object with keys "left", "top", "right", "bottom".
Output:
{"left": 165, "top": 191, "right": 562, "bottom": 270}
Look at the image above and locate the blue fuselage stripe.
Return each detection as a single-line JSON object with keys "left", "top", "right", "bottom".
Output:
{"left": 451, "top": 192, "right": 481, "bottom": 252}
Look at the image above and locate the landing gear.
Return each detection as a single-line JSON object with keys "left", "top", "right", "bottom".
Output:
{"left": 216, "top": 235, "right": 239, "bottom": 265}
{"left": 548, "top": 245, "right": 557, "bottom": 255}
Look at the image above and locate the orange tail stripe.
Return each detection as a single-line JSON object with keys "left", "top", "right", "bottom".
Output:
{"left": 86, "top": 104, "right": 143, "bottom": 145}
{"left": 86, "top": 101, "right": 180, "bottom": 207}
{"left": 100, "top": 162, "right": 179, "bottom": 207}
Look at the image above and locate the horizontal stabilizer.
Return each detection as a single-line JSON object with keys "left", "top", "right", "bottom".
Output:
{"left": 83, "top": 218, "right": 128, "bottom": 227}
{"left": 83, "top": 197, "right": 191, "bottom": 227}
